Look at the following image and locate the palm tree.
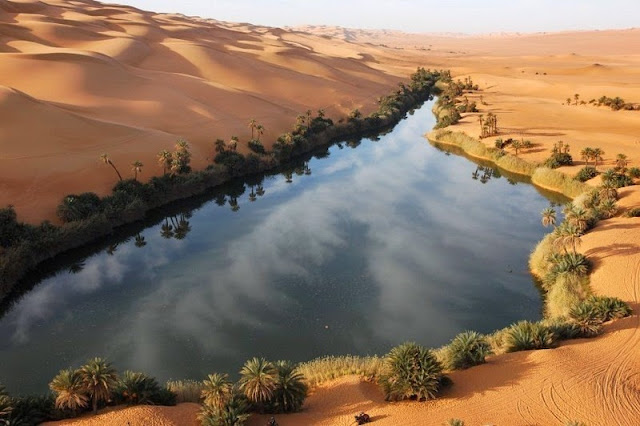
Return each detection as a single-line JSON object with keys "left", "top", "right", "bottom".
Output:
{"left": 553, "top": 223, "right": 582, "bottom": 255}
{"left": 157, "top": 150, "right": 172, "bottom": 175}
{"left": 478, "top": 114, "right": 484, "bottom": 137}
{"left": 580, "top": 147, "right": 593, "bottom": 166}
{"left": 229, "top": 136, "right": 239, "bottom": 152}
{"left": 49, "top": 369, "right": 88, "bottom": 414}
{"left": 592, "top": 148, "right": 604, "bottom": 169}
{"left": 256, "top": 185, "right": 265, "bottom": 197}
{"left": 131, "top": 161, "right": 143, "bottom": 181}
{"left": 317, "top": 109, "right": 325, "bottom": 118}
{"left": 201, "top": 373, "right": 232, "bottom": 410}
{"left": 106, "top": 243, "right": 118, "bottom": 255}
{"left": 160, "top": 219, "right": 174, "bottom": 239}
{"left": 174, "top": 215, "right": 191, "bottom": 239}
{"left": 566, "top": 97, "right": 572, "bottom": 106}
{"left": 574, "top": 93, "right": 580, "bottom": 105}
{"left": 248, "top": 119, "right": 258, "bottom": 140}
{"left": 600, "top": 179, "right": 619, "bottom": 201}
{"left": 249, "top": 186, "right": 257, "bottom": 202}
{"left": 565, "top": 204, "right": 589, "bottom": 233}
{"left": 271, "top": 361, "right": 308, "bottom": 413}
{"left": 100, "top": 154, "right": 123, "bottom": 181}
{"left": 199, "top": 394, "right": 250, "bottom": 426}
{"left": 541, "top": 207, "right": 557, "bottom": 228}
{"left": 238, "top": 358, "right": 276, "bottom": 406}
{"left": 0, "top": 383, "right": 13, "bottom": 421}
{"left": 134, "top": 234, "right": 146, "bottom": 248}
{"left": 214, "top": 139, "right": 226, "bottom": 154}
{"left": 256, "top": 125, "right": 265, "bottom": 142}
{"left": 615, "top": 153, "right": 628, "bottom": 171}
{"left": 229, "top": 197, "right": 240, "bottom": 212}
{"left": 79, "top": 358, "right": 117, "bottom": 414}
{"left": 306, "top": 109, "right": 313, "bottom": 128}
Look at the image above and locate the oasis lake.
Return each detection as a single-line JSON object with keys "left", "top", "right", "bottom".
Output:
{"left": 0, "top": 101, "right": 568, "bottom": 394}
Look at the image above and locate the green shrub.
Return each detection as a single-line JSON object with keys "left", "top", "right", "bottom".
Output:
{"left": 0, "top": 383, "right": 12, "bottom": 422}
{"left": 543, "top": 319, "right": 583, "bottom": 340}
{"left": 115, "top": 371, "right": 176, "bottom": 406}
{"left": 214, "top": 151, "right": 247, "bottom": 176}
{"left": 628, "top": 167, "right": 640, "bottom": 179}
{"left": 505, "top": 321, "right": 556, "bottom": 352}
{"left": 626, "top": 208, "right": 640, "bottom": 218}
{"left": 6, "top": 395, "right": 55, "bottom": 425}
{"left": 545, "top": 253, "right": 591, "bottom": 285}
{"left": 446, "top": 420, "right": 465, "bottom": 426}
{"left": 602, "top": 169, "right": 633, "bottom": 188}
{"left": 544, "top": 152, "right": 573, "bottom": 169}
{"left": 568, "top": 302, "right": 605, "bottom": 337}
{"left": 56, "top": 192, "right": 103, "bottom": 223}
{"left": 247, "top": 139, "right": 265, "bottom": 154}
{"left": 443, "top": 331, "right": 492, "bottom": 370}
{"left": 379, "top": 342, "right": 445, "bottom": 401}
{"left": 582, "top": 296, "right": 632, "bottom": 321}
{"left": 269, "top": 361, "right": 308, "bottom": 413}
{"left": 575, "top": 166, "right": 599, "bottom": 182}
{"left": 199, "top": 393, "right": 250, "bottom": 426}
{"left": 166, "top": 380, "right": 203, "bottom": 403}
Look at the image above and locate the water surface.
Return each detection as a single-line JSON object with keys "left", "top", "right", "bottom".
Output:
{"left": 0, "top": 102, "right": 566, "bottom": 393}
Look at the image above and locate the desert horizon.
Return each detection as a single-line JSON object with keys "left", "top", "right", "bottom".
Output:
{"left": 1, "top": 0, "right": 640, "bottom": 425}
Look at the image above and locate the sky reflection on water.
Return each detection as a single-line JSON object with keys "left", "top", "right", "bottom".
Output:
{"left": 0, "top": 102, "right": 563, "bottom": 393}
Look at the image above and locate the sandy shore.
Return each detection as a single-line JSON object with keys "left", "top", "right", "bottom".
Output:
{"left": 6, "top": 1, "right": 640, "bottom": 425}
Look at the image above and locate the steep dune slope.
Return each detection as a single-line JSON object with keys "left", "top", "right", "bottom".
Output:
{"left": 0, "top": 0, "right": 417, "bottom": 223}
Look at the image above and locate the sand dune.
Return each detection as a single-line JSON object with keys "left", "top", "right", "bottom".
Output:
{"left": 6, "top": 1, "right": 640, "bottom": 425}
{"left": 0, "top": 0, "right": 415, "bottom": 223}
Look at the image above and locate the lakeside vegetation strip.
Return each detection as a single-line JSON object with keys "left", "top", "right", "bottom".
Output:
{"left": 0, "top": 68, "right": 442, "bottom": 302}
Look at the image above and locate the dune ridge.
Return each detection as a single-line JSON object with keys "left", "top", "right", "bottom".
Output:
{"left": 4, "top": 2, "right": 640, "bottom": 425}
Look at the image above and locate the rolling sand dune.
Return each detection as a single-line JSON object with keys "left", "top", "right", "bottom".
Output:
{"left": 6, "top": 1, "right": 640, "bottom": 425}
{"left": 0, "top": 0, "right": 421, "bottom": 223}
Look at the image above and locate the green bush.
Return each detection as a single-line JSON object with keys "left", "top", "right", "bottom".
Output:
{"left": 214, "top": 151, "right": 247, "bottom": 176}
{"left": 602, "top": 169, "right": 633, "bottom": 188}
{"left": 543, "top": 319, "right": 583, "bottom": 340}
{"left": 269, "top": 361, "right": 308, "bottom": 413}
{"left": 544, "top": 152, "right": 573, "bottom": 169}
{"left": 626, "top": 208, "right": 640, "bottom": 218}
{"left": 443, "top": 331, "right": 492, "bottom": 370}
{"left": 575, "top": 166, "right": 599, "bottom": 182}
{"left": 380, "top": 342, "right": 445, "bottom": 401}
{"left": 446, "top": 420, "right": 465, "bottom": 426}
{"left": 581, "top": 296, "right": 632, "bottom": 321}
{"left": 628, "top": 167, "right": 640, "bottom": 179}
{"left": 0, "top": 383, "right": 12, "bottom": 422}
{"left": 568, "top": 302, "right": 605, "bottom": 337}
{"left": 247, "top": 139, "right": 265, "bottom": 154}
{"left": 199, "top": 393, "right": 250, "bottom": 426}
{"left": 545, "top": 253, "right": 591, "bottom": 285}
{"left": 505, "top": 321, "right": 556, "bottom": 352}
{"left": 5, "top": 395, "right": 56, "bottom": 425}
{"left": 56, "top": 192, "right": 103, "bottom": 223}
{"left": 115, "top": 371, "right": 176, "bottom": 406}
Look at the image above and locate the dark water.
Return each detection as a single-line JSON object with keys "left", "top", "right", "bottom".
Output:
{"left": 0, "top": 101, "right": 567, "bottom": 394}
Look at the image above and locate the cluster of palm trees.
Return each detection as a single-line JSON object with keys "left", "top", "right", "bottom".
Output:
{"left": 158, "top": 140, "right": 192, "bottom": 175}
{"left": 199, "top": 358, "right": 308, "bottom": 425}
{"left": 566, "top": 93, "right": 581, "bottom": 106}
{"left": 579, "top": 147, "right": 605, "bottom": 168}
{"left": 100, "top": 154, "right": 146, "bottom": 182}
{"left": 49, "top": 358, "right": 117, "bottom": 415}
{"left": 478, "top": 112, "right": 498, "bottom": 138}
{"left": 160, "top": 214, "right": 192, "bottom": 239}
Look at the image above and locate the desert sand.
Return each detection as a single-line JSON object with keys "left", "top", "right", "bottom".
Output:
{"left": 6, "top": 0, "right": 640, "bottom": 425}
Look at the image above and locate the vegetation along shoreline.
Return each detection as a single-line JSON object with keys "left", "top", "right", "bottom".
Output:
{"left": 0, "top": 68, "right": 443, "bottom": 303}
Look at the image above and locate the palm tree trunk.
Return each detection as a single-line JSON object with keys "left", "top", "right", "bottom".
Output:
{"left": 109, "top": 162, "right": 123, "bottom": 181}
{"left": 93, "top": 394, "right": 98, "bottom": 414}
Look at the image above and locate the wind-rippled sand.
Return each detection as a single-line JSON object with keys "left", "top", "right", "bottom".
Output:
{"left": 7, "top": 0, "right": 640, "bottom": 424}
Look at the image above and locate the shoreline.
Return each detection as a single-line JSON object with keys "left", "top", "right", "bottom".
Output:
{"left": 0, "top": 70, "right": 440, "bottom": 304}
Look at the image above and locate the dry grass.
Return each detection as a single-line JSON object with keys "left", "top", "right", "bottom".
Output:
{"left": 531, "top": 168, "right": 589, "bottom": 199}
{"left": 166, "top": 380, "right": 203, "bottom": 403}
{"left": 296, "top": 355, "right": 385, "bottom": 387}
{"left": 546, "top": 274, "right": 592, "bottom": 318}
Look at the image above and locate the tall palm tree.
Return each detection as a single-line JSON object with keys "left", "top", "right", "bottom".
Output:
{"left": 248, "top": 119, "right": 258, "bottom": 140}
{"left": 256, "top": 185, "right": 265, "bottom": 197}
{"left": 306, "top": 109, "right": 313, "bottom": 128}
{"left": 256, "top": 125, "right": 265, "bottom": 142}
{"left": 478, "top": 114, "right": 484, "bottom": 137}
{"left": 600, "top": 179, "right": 618, "bottom": 201}
{"left": 553, "top": 223, "right": 582, "bottom": 255}
{"left": 79, "top": 358, "right": 118, "bottom": 414}
{"left": 592, "top": 148, "right": 604, "bottom": 169}
{"left": 238, "top": 358, "right": 276, "bottom": 406}
{"left": 131, "top": 161, "right": 143, "bottom": 181}
{"left": 229, "top": 136, "right": 239, "bottom": 152}
{"left": 157, "top": 150, "right": 172, "bottom": 175}
{"left": 541, "top": 207, "right": 556, "bottom": 228}
{"left": 214, "top": 139, "right": 226, "bottom": 154}
{"left": 580, "top": 147, "right": 593, "bottom": 166}
{"left": 249, "top": 186, "right": 257, "bottom": 202}
{"left": 272, "top": 361, "right": 308, "bottom": 413}
{"left": 201, "top": 373, "right": 232, "bottom": 410}
{"left": 566, "top": 97, "right": 572, "bottom": 106}
{"left": 615, "top": 153, "right": 628, "bottom": 171}
{"left": 317, "top": 109, "right": 325, "bottom": 118}
{"left": 134, "top": 234, "right": 146, "bottom": 248}
{"left": 100, "top": 154, "right": 123, "bottom": 181}
{"left": 564, "top": 205, "right": 589, "bottom": 233}
{"left": 160, "top": 219, "right": 174, "bottom": 239}
{"left": 49, "top": 369, "right": 88, "bottom": 414}
{"left": 574, "top": 93, "right": 580, "bottom": 105}
{"left": 229, "top": 197, "right": 240, "bottom": 212}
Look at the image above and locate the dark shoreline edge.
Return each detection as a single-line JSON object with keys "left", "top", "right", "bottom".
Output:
{"left": 0, "top": 69, "right": 445, "bottom": 304}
